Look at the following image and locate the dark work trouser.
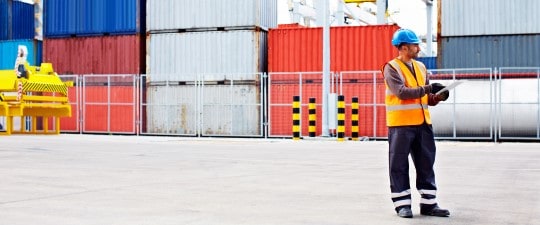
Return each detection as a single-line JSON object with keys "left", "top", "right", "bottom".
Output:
{"left": 388, "top": 123, "right": 438, "bottom": 212}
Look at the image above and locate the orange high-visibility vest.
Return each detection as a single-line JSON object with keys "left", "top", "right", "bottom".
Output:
{"left": 384, "top": 59, "right": 431, "bottom": 126}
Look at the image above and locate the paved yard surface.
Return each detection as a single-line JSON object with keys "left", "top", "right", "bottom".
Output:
{"left": 1, "top": 134, "right": 539, "bottom": 225}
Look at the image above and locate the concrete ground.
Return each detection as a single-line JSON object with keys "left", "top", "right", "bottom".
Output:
{"left": 0, "top": 134, "right": 539, "bottom": 225}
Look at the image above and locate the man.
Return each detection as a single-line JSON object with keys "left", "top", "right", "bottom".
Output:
{"left": 382, "top": 28, "right": 450, "bottom": 218}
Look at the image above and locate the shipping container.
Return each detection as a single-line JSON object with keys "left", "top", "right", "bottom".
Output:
{"left": 147, "top": 0, "right": 277, "bottom": 32}
{"left": 145, "top": 84, "right": 261, "bottom": 136}
{"left": 0, "top": 0, "right": 9, "bottom": 40}
{"left": 147, "top": 30, "right": 267, "bottom": 82}
{"left": 0, "top": 39, "right": 41, "bottom": 70}
{"left": 416, "top": 57, "right": 437, "bottom": 70}
{"left": 12, "top": 0, "right": 34, "bottom": 39}
{"left": 83, "top": 84, "right": 138, "bottom": 134}
{"left": 268, "top": 25, "right": 399, "bottom": 72}
{"left": 43, "top": 35, "right": 142, "bottom": 74}
{"left": 441, "top": 0, "right": 540, "bottom": 37}
{"left": 0, "top": 0, "right": 35, "bottom": 40}
{"left": 44, "top": 0, "right": 145, "bottom": 37}
{"left": 439, "top": 35, "right": 540, "bottom": 68}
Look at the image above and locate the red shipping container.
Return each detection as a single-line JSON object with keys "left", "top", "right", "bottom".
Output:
{"left": 268, "top": 24, "right": 399, "bottom": 72}
{"left": 43, "top": 35, "right": 143, "bottom": 75}
{"left": 83, "top": 86, "right": 137, "bottom": 133}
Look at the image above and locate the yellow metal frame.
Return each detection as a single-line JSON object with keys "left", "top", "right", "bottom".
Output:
{"left": 0, "top": 63, "right": 72, "bottom": 135}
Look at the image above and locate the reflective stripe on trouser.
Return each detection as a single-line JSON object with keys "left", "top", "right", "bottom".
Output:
{"left": 389, "top": 123, "right": 438, "bottom": 210}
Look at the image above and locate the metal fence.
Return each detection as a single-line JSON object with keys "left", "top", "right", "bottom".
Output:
{"left": 57, "top": 67, "right": 540, "bottom": 141}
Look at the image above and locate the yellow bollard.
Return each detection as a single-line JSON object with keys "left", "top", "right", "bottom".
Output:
{"left": 351, "top": 96, "right": 359, "bottom": 141}
{"left": 308, "top": 97, "right": 316, "bottom": 137}
{"left": 292, "top": 95, "right": 301, "bottom": 140}
{"left": 337, "top": 95, "right": 345, "bottom": 141}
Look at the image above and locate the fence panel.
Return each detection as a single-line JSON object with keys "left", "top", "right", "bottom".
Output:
{"left": 268, "top": 72, "right": 331, "bottom": 138}
{"left": 428, "top": 68, "right": 495, "bottom": 140}
{"left": 498, "top": 67, "right": 540, "bottom": 140}
{"left": 140, "top": 74, "right": 199, "bottom": 136}
{"left": 59, "top": 75, "right": 81, "bottom": 133}
{"left": 200, "top": 73, "right": 264, "bottom": 137}
{"left": 82, "top": 75, "right": 138, "bottom": 134}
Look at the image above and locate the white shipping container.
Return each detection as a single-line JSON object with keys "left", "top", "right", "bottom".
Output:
{"left": 147, "top": 0, "right": 277, "bottom": 32}
{"left": 147, "top": 30, "right": 267, "bottom": 82}
{"left": 146, "top": 85, "right": 262, "bottom": 136}
{"left": 441, "top": 0, "right": 540, "bottom": 36}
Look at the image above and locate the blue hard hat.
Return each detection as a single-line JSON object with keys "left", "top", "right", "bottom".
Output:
{"left": 391, "top": 28, "right": 421, "bottom": 46}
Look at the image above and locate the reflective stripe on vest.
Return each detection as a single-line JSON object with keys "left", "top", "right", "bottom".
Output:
{"left": 385, "top": 59, "right": 431, "bottom": 126}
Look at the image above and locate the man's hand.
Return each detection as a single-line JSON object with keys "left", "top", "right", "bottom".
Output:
{"left": 436, "top": 90, "right": 450, "bottom": 101}
{"left": 430, "top": 83, "right": 445, "bottom": 94}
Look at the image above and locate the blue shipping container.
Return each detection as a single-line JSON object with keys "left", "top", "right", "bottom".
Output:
{"left": 440, "top": 35, "right": 540, "bottom": 68}
{"left": 12, "top": 0, "right": 35, "bottom": 39}
{"left": 45, "top": 0, "right": 144, "bottom": 37}
{"left": 0, "top": 39, "right": 42, "bottom": 70}
{"left": 0, "top": 0, "right": 9, "bottom": 40}
{"left": 416, "top": 57, "right": 437, "bottom": 70}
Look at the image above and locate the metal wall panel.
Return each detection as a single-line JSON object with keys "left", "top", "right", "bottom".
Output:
{"left": 440, "top": 35, "right": 540, "bottom": 68}
{"left": 147, "top": 30, "right": 267, "bottom": 82}
{"left": 0, "top": 39, "right": 41, "bottom": 69}
{"left": 147, "top": 0, "right": 277, "bottom": 32}
{"left": 0, "top": 0, "right": 9, "bottom": 40}
{"left": 145, "top": 84, "right": 261, "bottom": 136}
{"left": 442, "top": 0, "right": 540, "bottom": 36}
{"left": 268, "top": 25, "right": 399, "bottom": 72}
{"left": 416, "top": 57, "right": 437, "bottom": 70}
{"left": 44, "top": 0, "right": 143, "bottom": 37}
{"left": 12, "top": 0, "right": 34, "bottom": 39}
{"left": 43, "top": 35, "right": 142, "bottom": 74}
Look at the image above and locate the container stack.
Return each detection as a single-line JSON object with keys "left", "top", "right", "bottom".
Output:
{"left": 42, "top": 0, "right": 146, "bottom": 133}
{"left": 439, "top": 0, "right": 540, "bottom": 68}
{"left": 0, "top": 0, "right": 40, "bottom": 70}
{"left": 145, "top": 0, "right": 277, "bottom": 135}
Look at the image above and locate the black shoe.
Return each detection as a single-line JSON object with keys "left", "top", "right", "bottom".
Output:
{"left": 397, "top": 207, "right": 413, "bottom": 218}
{"left": 421, "top": 206, "right": 450, "bottom": 217}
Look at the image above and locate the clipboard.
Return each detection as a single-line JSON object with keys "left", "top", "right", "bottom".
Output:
{"left": 436, "top": 81, "right": 463, "bottom": 95}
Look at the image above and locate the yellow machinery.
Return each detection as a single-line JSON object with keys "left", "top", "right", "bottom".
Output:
{"left": 0, "top": 62, "right": 72, "bottom": 135}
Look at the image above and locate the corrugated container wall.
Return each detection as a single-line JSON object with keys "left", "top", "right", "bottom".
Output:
{"left": 269, "top": 25, "right": 399, "bottom": 72}
{"left": 44, "top": 0, "right": 145, "bottom": 37}
{"left": 147, "top": 0, "right": 277, "bottom": 32}
{"left": 43, "top": 35, "right": 141, "bottom": 74}
{"left": 0, "top": 39, "right": 41, "bottom": 70}
{"left": 0, "top": 0, "right": 35, "bottom": 40}
{"left": 441, "top": 0, "right": 540, "bottom": 37}
{"left": 0, "top": 0, "right": 8, "bottom": 40}
{"left": 12, "top": 0, "right": 34, "bottom": 39}
{"left": 439, "top": 35, "right": 540, "bottom": 68}
{"left": 416, "top": 57, "right": 437, "bottom": 70}
{"left": 147, "top": 30, "right": 267, "bottom": 82}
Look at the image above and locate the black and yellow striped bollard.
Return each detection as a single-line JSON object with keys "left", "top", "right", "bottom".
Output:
{"left": 292, "top": 95, "right": 301, "bottom": 140}
{"left": 308, "top": 97, "right": 316, "bottom": 137}
{"left": 351, "top": 96, "right": 359, "bottom": 141}
{"left": 337, "top": 95, "right": 345, "bottom": 141}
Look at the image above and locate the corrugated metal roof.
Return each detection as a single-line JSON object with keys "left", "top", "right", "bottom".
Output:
{"left": 442, "top": 0, "right": 540, "bottom": 36}
{"left": 44, "top": 0, "right": 143, "bottom": 37}
{"left": 440, "top": 35, "right": 540, "bottom": 68}
{"left": 268, "top": 25, "right": 399, "bottom": 72}
{"left": 43, "top": 35, "right": 142, "bottom": 74}
{"left": 147, "top": 30, "right": 267, "bottom": 82}
{"left": 147, "top": 0, "right": 277, "bottom": 32}
{"left": 0, "top": 39, "right": 41, "bottom": 69}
